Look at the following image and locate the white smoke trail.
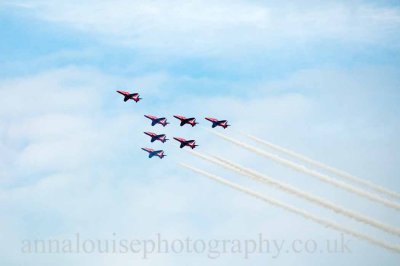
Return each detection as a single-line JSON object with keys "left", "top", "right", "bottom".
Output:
{"left": 180, "top": 163, "right": 400, "bottom": 253}
{"left": 246, "top": 133, "right": 400, "bottom": 201}
{"left": 210, "top": 131, "right": 400, "bottom": 211}
{"left": 187, "top": 150, "right": 400, "bottom": 236}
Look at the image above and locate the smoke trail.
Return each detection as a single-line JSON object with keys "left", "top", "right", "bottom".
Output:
{"left": 210, "top": 131, "right": 400, "bottom": 211}
{"left": 246, "top": 133, "right": 400, "bottom": 201}
{"left": 187, "top": 150, "right": 400, "bottom": 236}
{"left": 180, "top": 163, "right": 400, "bottom": 253}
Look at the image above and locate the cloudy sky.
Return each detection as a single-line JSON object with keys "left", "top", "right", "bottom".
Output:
{"left": 1, "top": 1, "right": 400, "bottom": 265}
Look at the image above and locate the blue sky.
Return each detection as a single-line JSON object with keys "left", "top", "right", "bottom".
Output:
{"left": 1, "top": 1, "right": 400, "bottom": 265}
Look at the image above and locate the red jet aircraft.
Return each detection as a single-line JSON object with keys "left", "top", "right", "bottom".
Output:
{"left": 141, "top": 148, "right": 166, "bottom": 159}
{"left": 144, "top": 115, "right": 169, "bottom": 127}
{"left": 173, "top": 115, "right": 198, "bottom": 127}
{"left": 116, "top": 90, "right": 142, "bottom": 102}
{"left": 205, "top": 117, "right": 230, "bottom": 129}
{"left": 144, "top": 132, "right": 168, "bottom": 143}
{"left": 173, "top": 137, "right": 198, "bottom": 149}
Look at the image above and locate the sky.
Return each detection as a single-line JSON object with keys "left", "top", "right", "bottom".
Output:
{"left": 1, "top": 0, "right": 400, "bottom": 265}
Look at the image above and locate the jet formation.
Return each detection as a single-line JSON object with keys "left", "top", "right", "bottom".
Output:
{"left": 116, "top": 90, "right": 230, "bottom": 159}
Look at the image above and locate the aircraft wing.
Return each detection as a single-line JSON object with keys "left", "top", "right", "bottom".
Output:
{"left": 206, "top": 117, "right": 218, "bottom": 122}
{"left": 145, "top": 132, "right": 156, "bottom": 137}
{"left": 145, "top": 115, "right": 157, "bottom": 120}
{"left": 174, "top": 115, "right": 186, "bottom": 120}
{"left": 117, "top": 90, "right": 130, "bottom": 96}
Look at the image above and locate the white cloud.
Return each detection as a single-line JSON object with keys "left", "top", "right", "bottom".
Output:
{"left": 6, "top": 0, "right": 400, "bottom": 57}
{"left": 1, "top": 66, "right": 400, "bottom": 265}
{"left": 2, "top": 0, "right": 400, "bottom": 263}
